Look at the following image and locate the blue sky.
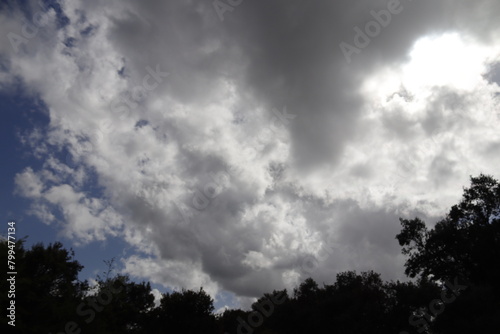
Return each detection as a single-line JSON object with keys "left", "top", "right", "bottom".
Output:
{"left": 0, "top": 91, "right": 117, "bottom": 280}
{"left": 0, "top": 88, "right": 192, "bottom": 307}
{"left": 0, "top": 33, "right": 242, "bottom": 310}
{"left": 1, "top": 0, "right": 500, "bottom": 312}
{"left": 0, "top": 91, "right": 51, "bottom": 238}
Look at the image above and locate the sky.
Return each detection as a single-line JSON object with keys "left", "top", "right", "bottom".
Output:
{"left": 1, "top": 0, "right": 500, "bottom": 311}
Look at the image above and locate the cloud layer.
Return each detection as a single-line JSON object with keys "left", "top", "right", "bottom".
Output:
{"left": 2, "top": 0, "right": 500, "bottom": 308}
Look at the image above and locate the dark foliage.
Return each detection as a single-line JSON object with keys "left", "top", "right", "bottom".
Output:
{"left": 1, "top": 174, "right": 498, "bottom": 333}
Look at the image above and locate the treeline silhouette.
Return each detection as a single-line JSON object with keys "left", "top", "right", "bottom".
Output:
{"left": 1, "top": 174, "right": 499, "bottom": 333}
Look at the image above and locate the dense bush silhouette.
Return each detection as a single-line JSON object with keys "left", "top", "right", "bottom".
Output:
{"left": 1, "top": 174, "right": 499, "bottom": 333}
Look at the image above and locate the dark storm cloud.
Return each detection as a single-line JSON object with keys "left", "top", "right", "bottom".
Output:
{"left": 89, "top": 0, "right": 500, "bottom": 173}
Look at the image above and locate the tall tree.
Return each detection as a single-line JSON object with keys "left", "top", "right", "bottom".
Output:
{"left": 396, "top": 174, "right": 500, "bottom": 333}
{"left": 154, "top": 287, "right": 217, "bottom": 334}
{"left": 0, "top": 239, "right": 87, "bottom": 333}
{"left": 80, "top": 272, "right": 156, "bottom": 334}
{"left": 396, "top": 174, "right": 500, "bottom": 285}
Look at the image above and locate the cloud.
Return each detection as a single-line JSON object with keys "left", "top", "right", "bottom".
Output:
{"left": 151, "top": 288, "right": 162, "bottom": 308}
{"left": 3, "top": 0, "right": 500, "bottom": 307}
{"left": 15, "top": 167, "right": 123, "bottom": 244}
{"left": 14, "top": 167, "right": 44, "bottom": 198}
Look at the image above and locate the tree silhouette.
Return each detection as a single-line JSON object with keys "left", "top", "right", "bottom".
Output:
{"left": 0, "top": 239, "right": 87, "bottom": 333}
{"left": 81, "top": 273, "right": 155, "bottom": 334}
{"left": 2, "top": 174, "right": 499, "bottom": 333}
{"left": 154, "top": 287, "right": 217, "bottom": 333}
{"left": 396, "top": 174, "right": 500, "bottom": 333}
{"left": 396, "top": 174, "right": 500, "bottom": 285}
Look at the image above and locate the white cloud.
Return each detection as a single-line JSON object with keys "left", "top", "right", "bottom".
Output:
{"left": 150, "top": 288, "right": 162, "bottom": 308}
{"left": 122, "top": 255, "right": 220, "bottom": 298}
{"left": 14, "top": 167, "right": 44, "bottom": 198}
